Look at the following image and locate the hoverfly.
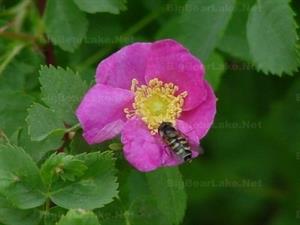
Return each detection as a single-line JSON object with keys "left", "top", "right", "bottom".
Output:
{"left": 158, "top": 122, "right": 192, "bottom": 162}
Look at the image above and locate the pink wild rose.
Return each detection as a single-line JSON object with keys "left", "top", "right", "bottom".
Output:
{"left": 76, "top": 39, "right": 217, "bottom": 172}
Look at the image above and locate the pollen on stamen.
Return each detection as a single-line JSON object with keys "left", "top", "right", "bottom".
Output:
{"left": 124, "top": 78, "right": 188, "bottom": 134}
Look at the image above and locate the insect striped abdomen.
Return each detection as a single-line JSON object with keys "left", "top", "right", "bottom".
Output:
{"left": 158, "top": 122, "right": 192, "bottom": 162}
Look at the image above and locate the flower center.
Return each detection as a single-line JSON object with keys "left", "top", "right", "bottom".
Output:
{"left": 124, "top": 78, "right": 187, "bottom": 134}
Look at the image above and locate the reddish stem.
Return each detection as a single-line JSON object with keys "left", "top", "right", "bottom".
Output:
{"left": 36, "top": 0, "right": 55, "bottom": 65}
{"left": 36, "top": 0, "right": 46, "bottom": 15}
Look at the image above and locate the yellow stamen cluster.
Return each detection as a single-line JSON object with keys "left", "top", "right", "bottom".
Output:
{"left": 124, "top": 78, "right": 187, "bottom": 134}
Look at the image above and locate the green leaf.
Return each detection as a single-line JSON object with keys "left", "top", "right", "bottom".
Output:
{"left": 0, "top": 194, "right": 41, "bottom": 225}
{"left": 218, "top": 0, "right": 256, "bottom": 61}
{"left": 18, "top": 128, "right": 63, "bottom": 162}
{"left": 110, "top": 170, "right": 172, "bottom": 225}
{"left": 95, "top": 200, "right": 127, "bottom": 225}
{"left": 0, "top": 130, "right": 8, "bottom": 145}
{"left": 44, "top": 206, "right": 68, "bottom": 225}
{"left": 73, "top": 0, "right": 127, "bottom": 14}
{"left": 57, "top": 209, "right": 100, "bottom": 225}
{"left": 44, "top": 0, "right": 88, "bottom": 52}
{"left": 44, "top": 206, "right": 67, "bottom": 225}
{"left": 70, "top": 130, "right": 100, "bottom": 154}
{"left": 41, "top": 153, "right": 88, "bottom": 186}
{"left": 50, "top": 151, "right": 118, "bottom": 210}
{"left": 0, "top": 90, "right": 33, "bottom": 136}
{"left": 84, "top": 14, "right": 123, "bottom": 47}
{"left": 265, "top": 78, "right": 300, "bottom": 152}
{"left": 205, "top": 52, "right": 226, "bottom": 90}
{"left": 0, "top": 48, "right": 43, "bottom": 92}
{"left": 246, "top": 0, "right": 300, "bottom": 75}
{"left": 39, "top": 65, "right": 87, "bottom": 125}
{"left": 26, "top": 103, "right": 65, "bottom": 142}
{"left": 157, "top": 0, "right": 235, "bottom": 61}
{"left": 95, "top": 195, "right": 169, "bottom": 225}
{"left": 128, "top": 196, "right": 169, "bottom": 225}
{"left": 0, "top": 145, "right": 46, "bottom": 209}
{"left": 146, "top": 167, "right": 187, "bottom": 225}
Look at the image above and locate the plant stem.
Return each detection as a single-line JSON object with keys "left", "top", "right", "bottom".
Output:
{"left": 44, "top": 198, "right": 51, "bottom": 213}
{"left": 0, "top": 31, "right": 37, "bottom": 43}
{"left": 77, "top": 46, "right": 113, "bottom": 72}
{"left": 11, "top": 0, "right": 32, "bottom": 32}
{"left": 0, "top": 43, "right": 25, "bottom": 76}
{"left": 0, "top": 129, "right": 11, "bottom": 145}
{"left": 65, "top": 123, "right": 81, "bottom": 133}
{"left": 36, "top": 0, "right": 56, "bottom": 65}
{"left": 122, "top": 7, "right": 163, "bottom": 37}
{"left": 0, "top": 0, "right": 34, "bottom": 75}
{"left": 124, "top": 211, "right": 131, "bottom": 225}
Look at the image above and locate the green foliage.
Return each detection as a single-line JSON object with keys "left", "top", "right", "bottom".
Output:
{"left": 44, "top": 0, "right": 88, "bottom": 52}
{"left": 27, "top": 66, "right": 87, "bottom": 143}
{"left": 44, "top": 207, "right": 67, "bottom": 225}
{"left": 49, "top": 152, "right": 119, "bottom": 210}
{"left": 0, "top": 91, "right": 33, "bottom": 136}
{"left": 73, "top": 0, "right": 127, "bottom": 14}
{"left": 0, "top": 144, "right": 46, "bottom": 209}
{"left": 0, "top": 194, "right": 41, "bottom": 225}
{"left": 95, "top": 200, "right": 127, "bottom": 225}
{"left": 40, "top": 153, "right": 87, "bottom": 186}
{"left": 146, "top": 167, "right": 187, "bottom": 225}
{"left": 158, "top": 0, "right": 235, "bottom": 62}
{"left": 107, "top": 168, "right": 187, "bottom": 225}
{"left": 57, "top": 209, "right": 100, "bottom": 225}
{"left": 218, "top": 0, "right": 255, "bottom": 61}
{"left": 27, "top": 103, "right": 65, "bottom": 141}
{"left": 205, "top": 52, "right": 226, "bottom": 90}
{"left": 17, "top": 128, "right": 63, "bottom": 162}
{"left": 127, "top": 196, "right": 169, "bottom": 225}
{"left": 39, "top": 66, "right": 87, "bottom": 125}
{"left": 0, "top": 48, "right": 43, "bottom": 92}
{"left": 247, "top": 0, "right": 300, "bottom": 75}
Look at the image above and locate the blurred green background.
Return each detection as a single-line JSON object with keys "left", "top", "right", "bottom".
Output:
{"left": 0, "top": 0, "right": 300, "bottom": 224}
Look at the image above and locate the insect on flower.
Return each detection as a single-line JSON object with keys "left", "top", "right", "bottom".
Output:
{"left": 158, "top": 122, "right": 192, "bottom": 162}
{"left": 76, "top": 39, "right": 217, "bottom": 172}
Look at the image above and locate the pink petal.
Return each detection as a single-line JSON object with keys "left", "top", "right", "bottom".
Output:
{"left": 96, "top": 42, "right": 151, "bottom": 90}
{"left": 121, "top": 118, "right": 163, "bottom": 172}
{"left": 121, "top": 118, "right": 201, "bottom": 172}
{"left": 145, "top": 39, "right": 207, "bottom": 111}
{"left": 76, "top": 84, "right": 134, "bottom": 144}
{"left": 180, "top": 82, "right": 217, "bottom": 139}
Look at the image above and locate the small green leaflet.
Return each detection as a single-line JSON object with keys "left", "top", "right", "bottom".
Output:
{"left": 218, "top": 0, "right": 256, "bottom": 62}
{"left": 0, "top": 144, "right": 46, "bottom": 209}
{"left": 157, "top": 0, "right": 235, "bottom": 62}
{"left": 17, "top": 127, "right": 63, "bottom": 162}
{"left": 73, "top": 0, "right": 127, "bottom": 14}
{"left": 40, "top": 153, "right": 88, "bottom": 186}
{"left": 27, "top": 103, "right": 65, "bottom": 142}
{"left": 49, "top": 151, "right": 119, "bottom": 210}
{"left": 39, "top": 65, "right": 88, "bottom": 125}
{"left": 44, "top": 0, "right": 88, "bottom": 52}
{"left": 26, "top": 66, "right": 87, "bottom": 141}
{"left": 247, "top": 0, "right": 300, "bottom": 75}
{"left": 57, "top": 209, "right": 100, "bottom": 225}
